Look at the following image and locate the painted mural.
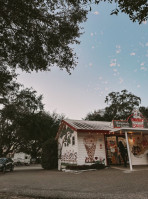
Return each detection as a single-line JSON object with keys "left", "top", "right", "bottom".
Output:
{"left": 83, "top": 135, "right": 97, "bottom": 163}
{"left": 61, "top": 150, "right": 77, "bottom": 163}
{"left": 131, "top": 134, "right": 148, "bottom": 157}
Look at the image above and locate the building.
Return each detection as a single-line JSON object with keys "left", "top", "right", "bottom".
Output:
{"left": 57, "top": 110, "right": 148, "bottom": 171}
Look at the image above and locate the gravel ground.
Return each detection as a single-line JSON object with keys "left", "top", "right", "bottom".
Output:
{"left": 0, "top": 165, "right": 148, "bottom": 199}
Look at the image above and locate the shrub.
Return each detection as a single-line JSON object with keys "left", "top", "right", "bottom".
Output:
{"left": 66, "top": 162, "right": 105, "bottom": 170}
{"left": 41, "top": 138, "right": 58, "bottom": 169}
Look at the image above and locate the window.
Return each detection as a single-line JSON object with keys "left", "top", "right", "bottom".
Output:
{"left": 72, "top": 136, "right": 75, "bottom": 145}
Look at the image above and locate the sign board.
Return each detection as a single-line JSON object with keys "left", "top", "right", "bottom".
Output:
{"left": 113, "top": 109, "right": 148, "bottom": 129}
{"left": 131, "top": 118, "right": 144, "bottom": 128}
{"left": 113, "top": 120, "right": 130, "bottom": 128}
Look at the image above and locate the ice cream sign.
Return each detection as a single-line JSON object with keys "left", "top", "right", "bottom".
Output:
{"left": 113, "top": 109, "right": 148, "bottom": 128}
{"left": 131, "top": 118, "right": 144, "bottom": 128}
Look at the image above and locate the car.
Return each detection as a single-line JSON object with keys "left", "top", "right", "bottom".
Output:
{"left": 0, "top": 158, "right": 14, "bottom": 173}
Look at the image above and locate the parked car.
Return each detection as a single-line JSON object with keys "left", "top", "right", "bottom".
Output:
{"left": 0, "top": 158, "right": 14, "bottom": 173}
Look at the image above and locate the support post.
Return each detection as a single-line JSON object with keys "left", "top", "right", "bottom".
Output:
{"left": 125, "top": 131, "right": 133, "bottom": 171}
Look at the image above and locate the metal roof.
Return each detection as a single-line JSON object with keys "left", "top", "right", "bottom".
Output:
{"left": 63, "top": 119, "right": 112, "bottom": 131}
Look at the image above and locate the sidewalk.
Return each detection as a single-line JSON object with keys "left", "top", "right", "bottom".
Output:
{"left": 111, "top": 165, "right": 148, "bottom": 172}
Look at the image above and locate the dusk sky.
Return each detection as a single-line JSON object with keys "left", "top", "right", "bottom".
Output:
{"left": 17, "top": 2, "right": 148, "bottom": 120}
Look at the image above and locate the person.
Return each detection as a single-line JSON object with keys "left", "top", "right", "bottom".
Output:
{"left": 118, "top": 141, "right": 127, "bottom": 167}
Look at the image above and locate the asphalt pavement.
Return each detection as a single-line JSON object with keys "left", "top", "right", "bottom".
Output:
{"left": 0, "top": 165, "right": 148, "bottom": 199}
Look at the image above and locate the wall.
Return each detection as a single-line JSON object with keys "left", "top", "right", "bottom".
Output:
{"left": 59, "top": 129, "right": 78, "bottom": 165}
{"left": 77, "top": 132, "right": 107, "bottom": 166}
{"left": 128, "top": 133, "right": 148, "bottom": 165}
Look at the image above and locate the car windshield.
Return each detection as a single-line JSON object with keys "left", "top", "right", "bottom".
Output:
{"left": 0, "top": 158, "right": 6, "bottom": 164}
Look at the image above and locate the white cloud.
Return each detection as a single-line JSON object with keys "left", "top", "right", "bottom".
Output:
{"left": 130, "top": 52, "right": 136, "bottom": 56}
{"left": 113, "top": 68, "right": 117, "bottom": 72}
{"left": 142, "top": 21, "right": 147, "bottom": 25}
{"left": 90, "top": 33, "right": 93, "bottom": 36}
{"left": 145, "top": 42, "right": 148, "bottom": 46}
{"left": 92, "top": 46, "right": 95, "bottom": 49}
{"left": 119, "top": 78, "right": 123, "bottom": 84}
{"left": 116, "top": 45, "right": 121, "bottom": 54}
{"left": 137, "top": 85, "right": 141, "bottom": 88}
{"left": 140, "top": 62, "right": 144, "bottom": 66}
{"left": 140, "top": 66, "right": 147, "bottom": 71}
{"left": 110, "top": 59, "right": 117, "bottom": 67}
{"left": 110, "top": 63, "right": 116, "bottom": 67}
{"left": 99, "top": 76, "right": 103, "bottom": 80}
{"left": 103, "top": 81, "right": 108, "bottom": 84}
{"left": 116, "top": 49, "right": 121, "bottom": 54}
{"left": 89, "top": 63, "right": 93, "bottom": 67}
{"left": 94, "top": 11, "right": 99, "bottom": 15}
{"left": 105, "top": 87, "right": 109, "bottom": 91}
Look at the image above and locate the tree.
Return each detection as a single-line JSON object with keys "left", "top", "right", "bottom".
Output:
{"left": 85, "top": 90, "right": 141, "bottom": 121}
{"left": 140, "top": 106, "right": 148, "bottom": 119}
{"left": 1, "top": 0, "right": 87, "bottom": 73}
{"left": 41, "top": 138, "right": 58, "bottom": 170}
{"left": 0, "top": 66, "right": 19, "bottom": 105}
{"left": 1, "top": 1, "right": 147, "bottom": 76}
{"left": 105, "top": 89, "right": 141, "bottom": 120}
{"left": 93, "top": 0, "right": 148, "bottom": 24}
{"left": 85, "top": 110, "right": 105, "bottom": 121}
{"left": 17, "top": 112, "right": 64, "bottom": 159}
{"left": 0, "top": 84, "right": 44, "bottom": 157}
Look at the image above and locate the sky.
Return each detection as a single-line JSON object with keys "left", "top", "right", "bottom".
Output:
{"left": 17, "top": 2, "right": 148, "bottom": 120}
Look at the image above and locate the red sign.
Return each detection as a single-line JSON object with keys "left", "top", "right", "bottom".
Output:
{"left": 131, "top": 118, "right": 144, "bottom": 128}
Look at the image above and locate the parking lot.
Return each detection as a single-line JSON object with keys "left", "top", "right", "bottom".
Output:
{"left": 0, "top": 165, "right": 148, "bottom": 199}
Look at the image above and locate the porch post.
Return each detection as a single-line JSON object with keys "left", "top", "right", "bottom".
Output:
{"left": 125, "top": 131, "right": 133, "bottom": 171}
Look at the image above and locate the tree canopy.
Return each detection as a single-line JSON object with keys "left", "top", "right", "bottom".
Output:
{"left": 1, "top": 0, "right": 147, "bottom": 74}
{"left": 1, "top": 0, "right": 87, "bottom": 73}
{"left": 85, "top": 90, "right": 142, "bottom": 121}
{"left": 96, "top": 0, "right": 148, "bottom": 24}
{"left": 0, "top": 68, "right": 64, "bottom": 157}
{"left": 105, "top": 89, "right": 141, "bottom": 120}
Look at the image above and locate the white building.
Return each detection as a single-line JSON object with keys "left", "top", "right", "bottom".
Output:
{"left": 57, "top": 110, "right": 148, "bottom": 171}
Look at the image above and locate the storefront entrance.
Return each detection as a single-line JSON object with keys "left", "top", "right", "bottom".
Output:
{"left": 106, "top": 135, "right": 128, "bottom": 166}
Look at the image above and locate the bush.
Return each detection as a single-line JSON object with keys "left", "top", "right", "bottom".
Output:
{"left": 66, "top": 162, "right": 105, "bottom": 170}
{"left": 41, "top": 138, "right": 58, "bottom": 170}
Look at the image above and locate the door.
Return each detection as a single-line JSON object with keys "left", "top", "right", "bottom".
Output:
{"left": 106, "top": 135, "right": 127, "bottom": 165}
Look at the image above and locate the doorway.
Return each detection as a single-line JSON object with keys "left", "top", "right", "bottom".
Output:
{"left": 106, "top": 135, "right": 127, "bottom": 165}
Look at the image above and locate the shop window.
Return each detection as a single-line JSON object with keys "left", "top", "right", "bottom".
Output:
{"left": 72, "top": 136, "right": 75, "bottom": 145}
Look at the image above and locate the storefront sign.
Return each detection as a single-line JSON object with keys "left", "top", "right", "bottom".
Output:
{"left": 131, "top": 118, "right": 144, "bottom": 128}
{"left": 113, "top": 120, "right": 130, "bottom": 128}
{"left": 113, "top": 109, "right": 148, "bottom": 129}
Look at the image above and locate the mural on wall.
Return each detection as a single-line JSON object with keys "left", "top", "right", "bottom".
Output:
{"left": 131, "top": 135, "right": 148, "bottom": 156}
{"left": 83, "top": 135, "right": 97, "bottom": 163}
{"left": 61, "top": 150, "right": 77, "bottom": 163}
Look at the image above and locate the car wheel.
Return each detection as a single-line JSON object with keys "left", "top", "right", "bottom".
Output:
{"left": 2, "top": 167, "right": 6, "bottom": 173}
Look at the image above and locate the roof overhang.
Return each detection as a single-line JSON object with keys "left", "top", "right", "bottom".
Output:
{"left": 110, "top": 127, "right": 148, "bottom": 134}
